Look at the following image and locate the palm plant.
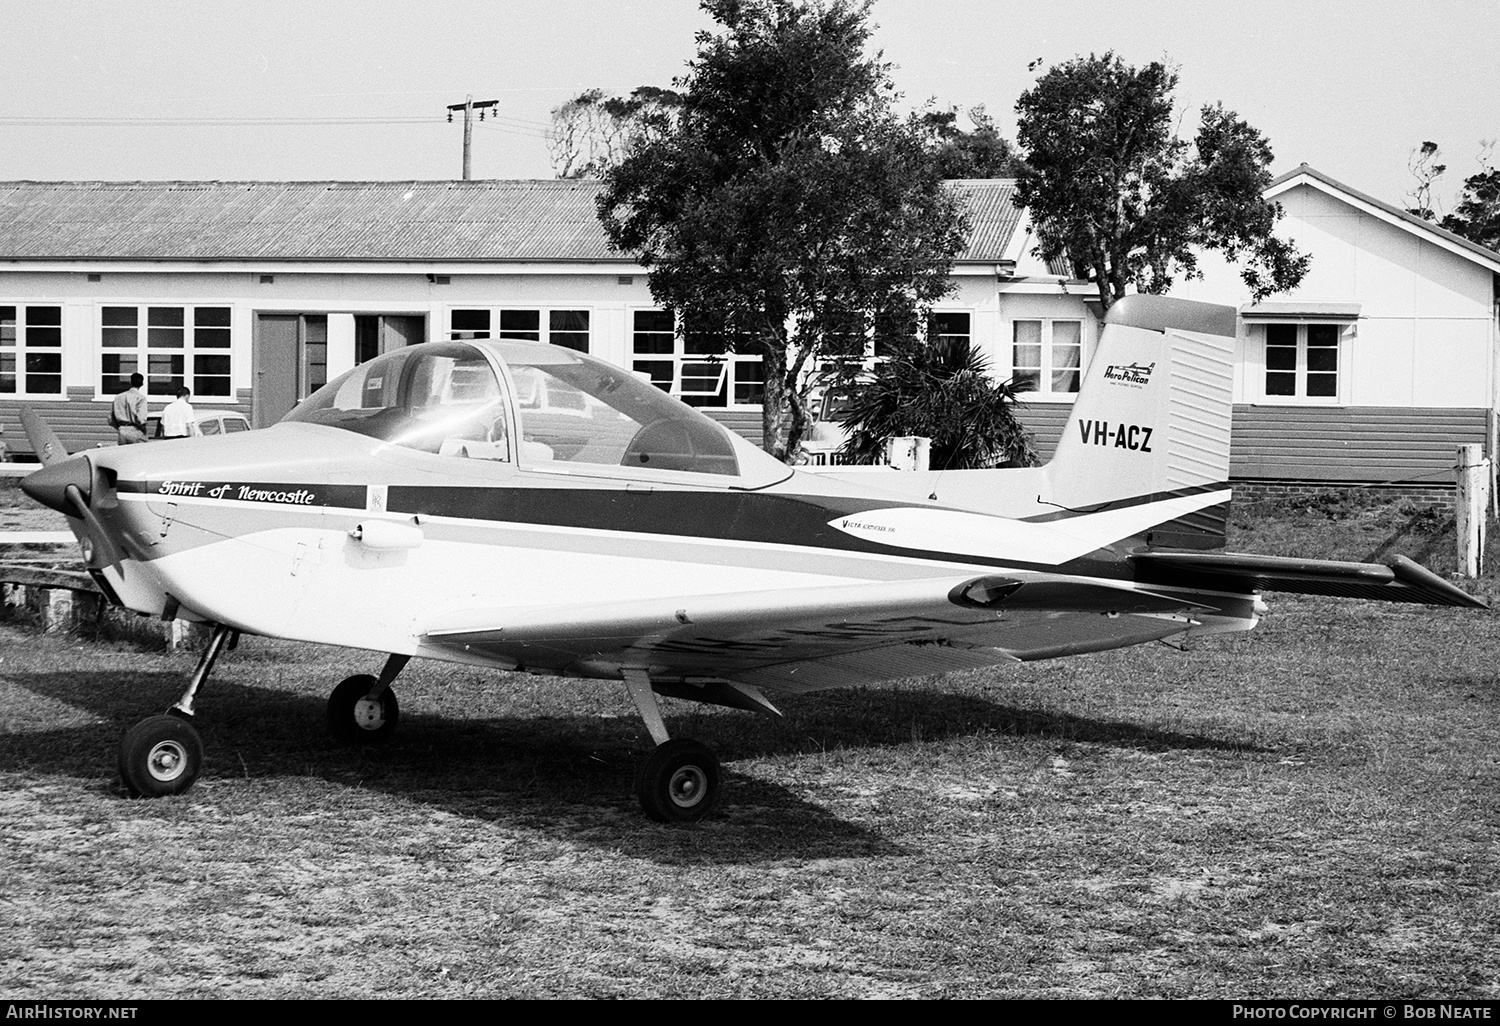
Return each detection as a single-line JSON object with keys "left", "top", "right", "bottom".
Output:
{"left": 834, "top": 345, "right": 1037, "bottom": 470}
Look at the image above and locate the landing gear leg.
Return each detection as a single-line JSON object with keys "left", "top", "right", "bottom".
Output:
{"left": 623, "top": 668, "right": 720, "bottom": 823}
{"left": 118, "top": 623, "right": 236, "bottom": 797}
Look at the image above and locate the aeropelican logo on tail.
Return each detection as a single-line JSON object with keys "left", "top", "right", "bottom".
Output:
{"left": 1103, "top": 362, "right": 1155, "bottom": 387}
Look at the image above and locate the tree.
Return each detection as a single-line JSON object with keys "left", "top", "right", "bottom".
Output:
{"left": 596, "top": 0, "right": 967, "bottom": 462}
{"left": 1403, "top": 141, "right": 1500, "bottom": 252}
{"left": 836, "top": 346, "right": 1036, "bottom": 469}
{"left": 1405, "top": 140, "right": 1447, "bottom": 221}
{"left": 1013, "top": 52, "right": 1308, "bottom": 311}
{"left": 1440, "top": 144, "right": 1500, "bottom": 252}
{"left": 916, "top": 105, "right": 1022, "bottom": 179}
{"left": 547, "top": 87, "right": 683, "bottom": 180}
{"left": 1443, "top": 163, "right": 1500, "bottom": 251}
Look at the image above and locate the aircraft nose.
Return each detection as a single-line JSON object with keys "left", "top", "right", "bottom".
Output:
{"left": 21, "top": 455, "right": 92, "bottom": 515}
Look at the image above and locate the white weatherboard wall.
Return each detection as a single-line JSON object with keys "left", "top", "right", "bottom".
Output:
{"left": 1177, "top": 180, "right": 1497, "bottom": 410}
{"left": 1170, "top": 173, "right": 1500, "bottom": 485}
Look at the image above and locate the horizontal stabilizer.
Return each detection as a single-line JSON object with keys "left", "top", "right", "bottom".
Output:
{"left": 1131, "top": 551, "right": 1487, "bottom": 608}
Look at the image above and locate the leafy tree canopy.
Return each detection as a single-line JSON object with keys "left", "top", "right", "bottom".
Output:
{"left": 1444, "top": 165, "right": 1500, "bottom": 251}
{"left": 596, "top": 0, "right": 968, "bottom": 461}
{"left": 916, "top": 104, "right": 1022, "bottom": 179}
{"left": 1014, "top": 52, "right": 1308, "bottom": 310}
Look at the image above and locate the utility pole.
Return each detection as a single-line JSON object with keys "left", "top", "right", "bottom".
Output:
{"left": 446, "top": 95, "right": 498, "bottom": 180}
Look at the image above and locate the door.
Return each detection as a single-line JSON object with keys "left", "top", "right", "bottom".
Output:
{"left": 253, "top": 313, "right": 328, "bottom": 427}
{"left": 354, "top": 314, "right": 425, "bottom": 364}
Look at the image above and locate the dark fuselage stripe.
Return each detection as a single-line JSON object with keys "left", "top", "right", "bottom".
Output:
{"left": 115, "top": 479, "right": 1226, "bottom": 579}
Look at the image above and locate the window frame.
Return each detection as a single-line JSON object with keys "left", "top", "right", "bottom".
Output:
{"left": 95, "top": 302, "right": 235, "bottom": 402}
{"left": 0, "top": 303, "right": 64, "bottom": 398}
{"left": 446, "top": 306, "right": 593, "bottom": 354}
{"left": 927, "top": 310, "right": 973, "bottom": 369}
{"left": 1010, "top": 317, "right": 1086, "bottom": 401}
{"left": 629, "top": 308, "right": 764, "bottom": 409}
{"left": 1256, "top": 322, "right": 1345, "bottom": 405}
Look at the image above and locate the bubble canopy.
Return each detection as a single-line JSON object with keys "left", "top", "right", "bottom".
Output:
{"left": 282, "top": 339, "right": 792, "bottom": 487}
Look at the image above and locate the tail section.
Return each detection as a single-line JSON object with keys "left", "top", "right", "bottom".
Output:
{"left": 1045, "top": 296, "right": 1235, "bottom": 508}
{"left": 1038, "top": 296, "right": 1236, "bottom": 548}
{"left": 806, "top": 295, "right": 1239, "bottom": 550}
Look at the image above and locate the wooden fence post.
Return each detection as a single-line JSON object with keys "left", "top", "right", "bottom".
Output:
{"left": 1456, "top": 443, "right": 1489, "bottom": 577}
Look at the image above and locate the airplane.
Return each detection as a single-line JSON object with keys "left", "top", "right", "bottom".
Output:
{"left": 18, "top": 295, "right": 1486, "bottom": 822}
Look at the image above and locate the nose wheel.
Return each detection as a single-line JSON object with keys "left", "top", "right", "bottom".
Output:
{"left": 117, "top": 624, "right": 235, "bottom": 798}
{"left": 118, "top": 714, "right": 204, "bottom": 797}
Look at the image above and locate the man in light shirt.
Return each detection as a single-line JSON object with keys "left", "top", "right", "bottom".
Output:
{"left": 110, "top": 373, "right": 149, "bottom": 444}
{"left": 159, "top": 386, "right": 196, "bottom": 439}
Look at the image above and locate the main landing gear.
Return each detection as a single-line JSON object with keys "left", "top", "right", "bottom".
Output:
{"left": 623, "top": 669, "right": 721, "bottom": 823}
{"left": 326, "top": 655, "right": 407, "bottom": 745}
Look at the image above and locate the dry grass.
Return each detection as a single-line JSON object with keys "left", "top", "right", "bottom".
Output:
{"left": 1, "top": 492, "right": 1498, "bottom": 998}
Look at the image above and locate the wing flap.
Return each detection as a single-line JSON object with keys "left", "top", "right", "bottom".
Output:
{"left": 1131, "top": 551, "right": 1486, "bottom": 608}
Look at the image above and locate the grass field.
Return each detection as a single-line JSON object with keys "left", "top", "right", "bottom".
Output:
{"left": 1, "top": 489, "right": 1497, "bottom": 998}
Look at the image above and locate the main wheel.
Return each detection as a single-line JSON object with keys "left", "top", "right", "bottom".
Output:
{"left": 118, "top": 714, "right": 203, "bottom": 798}
{"left": 636, "top": 738, "right": 720, "bottom": 823}
{"left": 327, "top": 674, "right": 399, "bottom": 744}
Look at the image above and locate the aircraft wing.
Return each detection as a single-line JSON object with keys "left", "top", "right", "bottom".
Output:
{"left": 1130, "top": 551, "right": 1487, "bottom": 608}
{"left": 419, "top": 574, "right": 1208, "bottom": 695}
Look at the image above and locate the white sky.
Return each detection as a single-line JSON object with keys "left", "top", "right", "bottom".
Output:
{"left": 0, "top": 0, "right": 1494, "bottom": 215}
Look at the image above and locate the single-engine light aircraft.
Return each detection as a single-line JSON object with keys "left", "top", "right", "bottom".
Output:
{"left": 20, "top": 296, "right": 1485, "bottom": 821}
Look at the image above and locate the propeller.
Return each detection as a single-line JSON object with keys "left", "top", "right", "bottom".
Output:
{"left": 17, "top": 411, "right": 123, "bottom": 572}
{"left": 19, "top": 408, "right": 69, "bottom": 466}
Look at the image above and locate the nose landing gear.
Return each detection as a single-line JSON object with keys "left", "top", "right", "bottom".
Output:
{"left": 117, "top": 623, "right": 235, "bottom": 798}
{"left": 118, "top": 714, "right": 203, "bottom": 797}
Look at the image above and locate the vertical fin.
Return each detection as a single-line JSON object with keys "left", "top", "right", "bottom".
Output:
{"left": 1044, "top": 296, "right": 1236, "bottom": 511}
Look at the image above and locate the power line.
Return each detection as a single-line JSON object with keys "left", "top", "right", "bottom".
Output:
{"left": 0, "top": 114, "right": 552, "bottom": 130}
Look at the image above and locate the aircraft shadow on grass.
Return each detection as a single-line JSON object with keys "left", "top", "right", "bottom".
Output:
{"left": 2, "top": 665, "right": 1262, "bottom": 862}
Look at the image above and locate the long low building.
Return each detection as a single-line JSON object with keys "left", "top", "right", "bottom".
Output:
{"left": 1, "top": 169, "right": 1496, "bottom": 492}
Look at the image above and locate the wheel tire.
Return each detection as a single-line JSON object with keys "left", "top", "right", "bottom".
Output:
{"left": 118, "top": 714, "right": 203, "bottom": 798}
{"left": 327, "top": 674, "right": 399, "bottom": 744}
{"left": 636, "top": 738, "right": 720, "bottom": 823}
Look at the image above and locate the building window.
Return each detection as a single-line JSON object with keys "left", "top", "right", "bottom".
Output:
{"left": 928, "top": 312, "right": 971, "bottom": 368}
{"left": 0, "top": 305, "right": 63, "bottom": 396}
{"left": 99, "top": 304, "right": 232, "bottom": 398}
{"left": 448, "top": 308, "right": 590, "bottom": 353}
{"left": 1264, "top": 323, "right": 1339, "bottom": 399}
{"left": 1013, "top": 319, "right": 1083, "bottom": 396}
{"left": 632, "top": 310, "right": 764, "bottom": 407}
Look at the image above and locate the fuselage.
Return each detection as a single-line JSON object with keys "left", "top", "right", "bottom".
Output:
{"left": 35, "top": 417, "right": 1249, "bottom": 679}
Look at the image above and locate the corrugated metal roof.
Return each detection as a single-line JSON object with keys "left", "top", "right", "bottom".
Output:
{"left": 0, "top": 178, "right": 1026, "bottom": 265}
{"left": 948, "top": 179, "right": 1024, "bottom": 262}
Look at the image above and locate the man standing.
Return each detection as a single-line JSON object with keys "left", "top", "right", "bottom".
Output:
{"left": 159, "top": 386, "right": 195, "bottom": 439}
{"left": 110, "top": 373, "right": 148, "bottom": 445}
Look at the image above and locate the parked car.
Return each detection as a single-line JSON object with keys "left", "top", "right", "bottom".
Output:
{"left": 191, "top": 410, "right": 252, "bottom": 437}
